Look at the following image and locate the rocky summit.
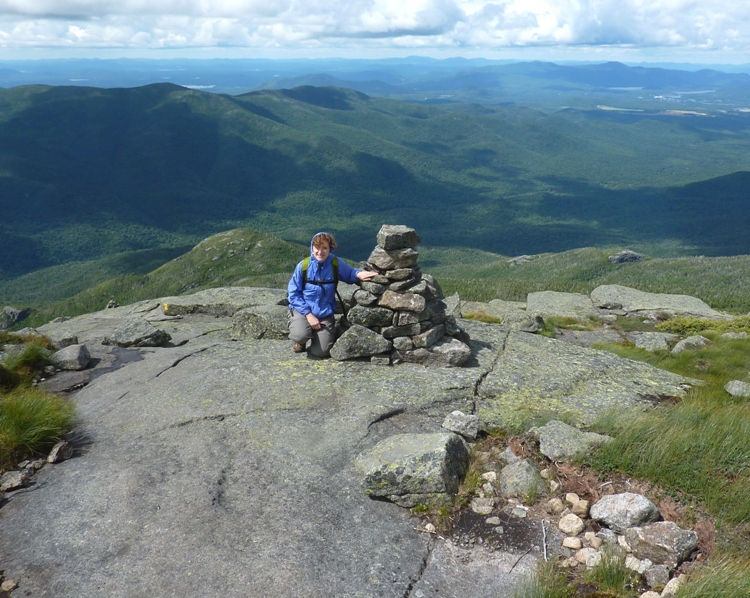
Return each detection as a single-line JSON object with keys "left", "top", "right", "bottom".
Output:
{"left": 0, "top": 228, "right": 717, "bottom": 598}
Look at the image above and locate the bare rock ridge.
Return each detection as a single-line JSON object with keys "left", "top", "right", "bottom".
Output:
{"left": 0, "top": 225, "right": 724, "bottom": 597}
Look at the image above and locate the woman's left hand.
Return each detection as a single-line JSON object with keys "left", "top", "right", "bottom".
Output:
{"left": 357, "top": 270, "right": 378, "bottom": 281}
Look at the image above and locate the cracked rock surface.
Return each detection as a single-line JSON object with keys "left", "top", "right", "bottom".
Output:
{"left": 0, "top": 288, "right": 698, "bottom": 597}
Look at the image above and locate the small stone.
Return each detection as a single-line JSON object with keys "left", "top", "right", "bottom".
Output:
{"left": 662, "top": 576, "right": 683, "bottom": 596}
{"left": 511, "top": 507, "right": 527, "bottom": 518}
{"left": 565, "top": 492, "right": 580, "bottom": 504}
{"left": 549, "top": 480, "right": 561, "bottom": 492}
{"left": 644, "top": 564, "right": 670, "bottom": 588}
{"left": 559, "top": 557, "right": 579, "bottom": 568}
{"left": 597, "top": 528, "right": 617, "bottom": 545}
{"left": 572, "top": 499, "right": 590, "bottom": 517}
{"left": 640, "top": 592, "right": 661, "bottom": 598}
{"left": 0, "top": 470, "right": 32, "bottom": 491}
{"left": 618, "top": 535, "right": 632, "bottom": 552}
{"left": 370, "top": 355, "right": 391, "bottom": 366}
{"left": 1, "top": 580, "right": 18, "bottom": 592}
{"left": 626, "top": 555, "right": 642, "bottom": 572}
{"left": 482, "top": 482, "right": 497, "bottom": 497}
{"left": 559, "top": 513, "right": 585, "bottom": 536}
{"left": 424, "top": 523, "right": 436, "bottom": 534}
{"left": 576, "top": 547, "right": 601, "bottom": 567}
{"left": 547, "top": 498, "right": 565, "bottom": 514}
{"left": 563, "top": 537, "right": 582, "bottom": 550}
{"left": 589, "top": 536, "right": 603, "bottom": 549}
{"left": 486, "top": 516, "right": 502, "bottom": 526}
{"left": 481, "top": 471, "right": 497, "bottom": 483}
{"left": 441, "top": 410, "right": 479, "bottom": 440}
{"left": 48, "top": 440, "right": 74, "bottom": 463}
{"left": 470, "top": 497, "right": 495, "bottom": 515}
{"left": 540, "top": 468, "right": 551, "bottom": 480}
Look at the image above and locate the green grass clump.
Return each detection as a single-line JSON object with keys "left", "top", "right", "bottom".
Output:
{"left": 657, "top": 315, "right": 750, "bottom": 335}
{"left": 584, "top": 547, "right": 637, "bottom": 595}
{"left": 2, "top": 342, "right": 53, "bottom": 382}
{"left": 677, "top": 556, "right": 750, "bottom": 598}
{"left": 512, "top": 561, "right": 573, "bottom": 598}
{"left": 0, "top": 386, "right": 75, "bottom": 469}
{"left": 0, "top": 363, "right": 20, "bottom": 392}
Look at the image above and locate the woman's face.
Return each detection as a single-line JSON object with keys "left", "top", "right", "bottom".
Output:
{"left": 312, "top": 241, "right": 331, "bottom": 264}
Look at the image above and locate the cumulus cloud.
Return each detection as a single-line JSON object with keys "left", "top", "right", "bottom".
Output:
{"left": 0, "top": 0, "right": 748, "bottom": 55}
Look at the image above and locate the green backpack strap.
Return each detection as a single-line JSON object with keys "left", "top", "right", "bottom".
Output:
{"left": 301, "top": 256, "right": 338, "bottom": 286}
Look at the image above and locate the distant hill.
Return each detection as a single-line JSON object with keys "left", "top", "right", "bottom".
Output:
{"left": 1, "top": 81, "right": 750, "bottom": 285}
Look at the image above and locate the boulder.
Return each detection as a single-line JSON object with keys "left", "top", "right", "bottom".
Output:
{"left": 633, "top": 332, "right": 676, "bottom": 352}
{"left": 231, "top": 305, "right": 289, "bottom": 340}
{"left": 526, "top": 291, "right": 598, "bottom": 319}
{"left": 724, "top": 380, "right": 750, "bottom": 398}
{"left": 591, "top": 285, "right": 727, "bottom": 319}
{"left": 102, "top": 318, "right": 171, "bottom": 348}
{"left": 356, "top": 433, "right": 469, "bottom": 507}
{"left": 378, "top": 290, "right": 427, "bottom": 313}
{"left": 397, "top": 338, "right": 471, "bottom": 368}
{"left": 442, "top": 410, "right": 479, "bottom": 440}
{"left": 329, "top": 325, "right": 392, "bottom": 361}
{"left": 162, "top": 287, "right": 287, "bottom": 317}
{"left": 529, "top": 420, "right": 612, "bottom": 461}
{"left": 721, "top": 331, "right": 749, "bottom": 340}
{"left": 624, "top": 522, "right": 698, "bottom": 569}
{"left": 51, "top": 344, "right": 91, "bottom": 371}
{"left": 671, "top": 335, "right": 711, "bottom": 354}
{"left": 498, "top": 459, "right": 546, "bottom": 499}
{"left": 0, "top": 306, "right": 30, "bottom": 331}
{"left": 376, "top": 225, "right": 421, "bottom": 250}
{"left": 590, "top": 493, "right": 661, "bottom": 533}
{"left": 608, "top": 250, "right": 644, "bottom": 264}
{"left": 367, "top": 247, "right": 419, "bottom": 270}
{"left": 347, "top": 305, "right": 394, "bottom": 328}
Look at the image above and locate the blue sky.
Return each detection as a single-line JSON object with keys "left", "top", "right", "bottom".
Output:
{"left": 1, "top": 0, "right": 749, "bottom": 64}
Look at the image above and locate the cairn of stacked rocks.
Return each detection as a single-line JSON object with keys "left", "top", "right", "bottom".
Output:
{"left": 330, "top": 225, "right": 471, "bottom": 367}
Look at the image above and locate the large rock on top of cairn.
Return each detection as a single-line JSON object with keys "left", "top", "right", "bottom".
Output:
{"left": 332, "top": 225, "right": 471, "bottom": 367}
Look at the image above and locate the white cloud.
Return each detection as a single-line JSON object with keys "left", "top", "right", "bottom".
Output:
{"left": 0, "top": 0, "right": 749, "bottom": 59}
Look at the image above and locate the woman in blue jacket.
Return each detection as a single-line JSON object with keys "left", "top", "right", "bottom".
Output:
{"left": 288, "top": 232, "right": 377, "bottom": 357}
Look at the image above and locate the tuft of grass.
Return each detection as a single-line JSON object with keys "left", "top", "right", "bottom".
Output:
{"left": 0, "top": 386, "right": 75, "bottom": 469}
{"left": 2, "top": 342, "right": 53, "bottom": 382}
{"left": 0, "top": 363, "right": 20, "bottom": 392}
{"left": 657, "top": 315, "right": 750, "bottom": 335}
{"left": 583, "top": 546, "right": 637, "bottom": 595}
{"left": 512, "top": 561, "right": 574, "bottom": 598}
{"left": 677, "top": 555, "right": 750, "bottom": 598}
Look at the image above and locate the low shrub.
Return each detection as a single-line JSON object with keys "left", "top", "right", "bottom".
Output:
{"left": 678, "top": 555, "right": 750, "bottom": 598}
{"left": 0, "top": 386, "right": 75, "bottom": 470}
{"left": 583, "top": 546, "right": 637, "bottom": 595}
{"left": 657, "top": 315, "right": 750, "bottom": 335}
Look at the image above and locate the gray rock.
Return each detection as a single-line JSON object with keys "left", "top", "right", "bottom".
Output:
{"left": 378, "top": 290, "right": 427, "bottom": 313}
{"left": 398, "top": 338, "right": 471, "bottom": 368}
{"left": 376, "top": 225, "right": 421, "bottom": 250}
{"left": 367, "top": 246, "right": 419, "bottom": 270}
{"left": 370, "top": 355, "right": 391, "bottom": 366}
{"left": 721, "top": 331, "right": 749, "bottom": 340}
{"left": 422, "top": 274, "right": 444, "bottom": 301}
{"left": 498, "top": 459, "right": 546, "bottom": 499}
{"left": 590, "top": 493, "right": 661, "bottom": 533}
{"left": 384, "top": 267, "right": 416, "bottom": 281}
{"left": 352, "top": 289, "right": 379, "bottom": 306}
{"left": 231, "top": 305, "right": 289, "bottom": 340}
{"left": 388, "top": 278, "right": 419, "bottom": 292}
{"left": 51, "top": 344, "right": 91, "bottom": 371}
{"left": 644, "top": 564, "right": 670, "bottom": 588}
{"left": 382, "top": 323, "right": 422, "bottom": 339}
{"left": 555, "top": 329, "right": 624, "bottom": 347}
{"left": 530, "top": 420, "right": 612, "bottom": 461}
{"left": 356, "top": 433, "right": 469, "bottom": 507}
{"left": 413, "top": 325, "right": 444, "bottom": 349}
{"left": 608, "top": 250, "right": 645, "bottom": 264}
{"left": 392, "top": 336, "right": 414, "bottom": 351}
{"left": 596, "top": 528, "right": 618, "bottom": 545}
{"left": 725, "top": 380, "right": 750, "bottom": 398}
{"left": 633, "top": 332, "right": 676, "bottom": 352}
{"left": 102, "top": 318, "right": 171, "bottom": 347}
{"left": 500, "top": 446, "right": 523, "bottom": 465}
{"left": 477, "top": 331, "right": 697, "bottom": 427}
{"left": 347, "top": 305, "right": 394, "bottom": 328}
{"left": 526, "top": 291, "right": 598, "bottom": 319}
{"left": 47, "top": 440, "right": 74, "bottom": 463}
{"left": 625, "top": 522, "right": 698, "bottom": 569}
{"left": 161, "top": 287, "right": 288, "bottom": 317}
{"left": 671, "top": 335, "right": 711, "bottom": 354}
{"left": 0, "top": 470, "right": 32, "bottom": 492}
{"left": 442, "top": 410, "right": 479, "bottom": 440}
{"left": 591, "top": 285, "right": 727, "bottom": 319}
{"left": 0, "top": 306, "right": 30, "bottom": 331}
{"left": 329, "top": 325, "right": 392, "bottom": 360}
{"left": 360, "top": 281, "right": 387, "bottom": 295}
{"left": 396, "top": 311, "right": 421, "bottom": 326}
